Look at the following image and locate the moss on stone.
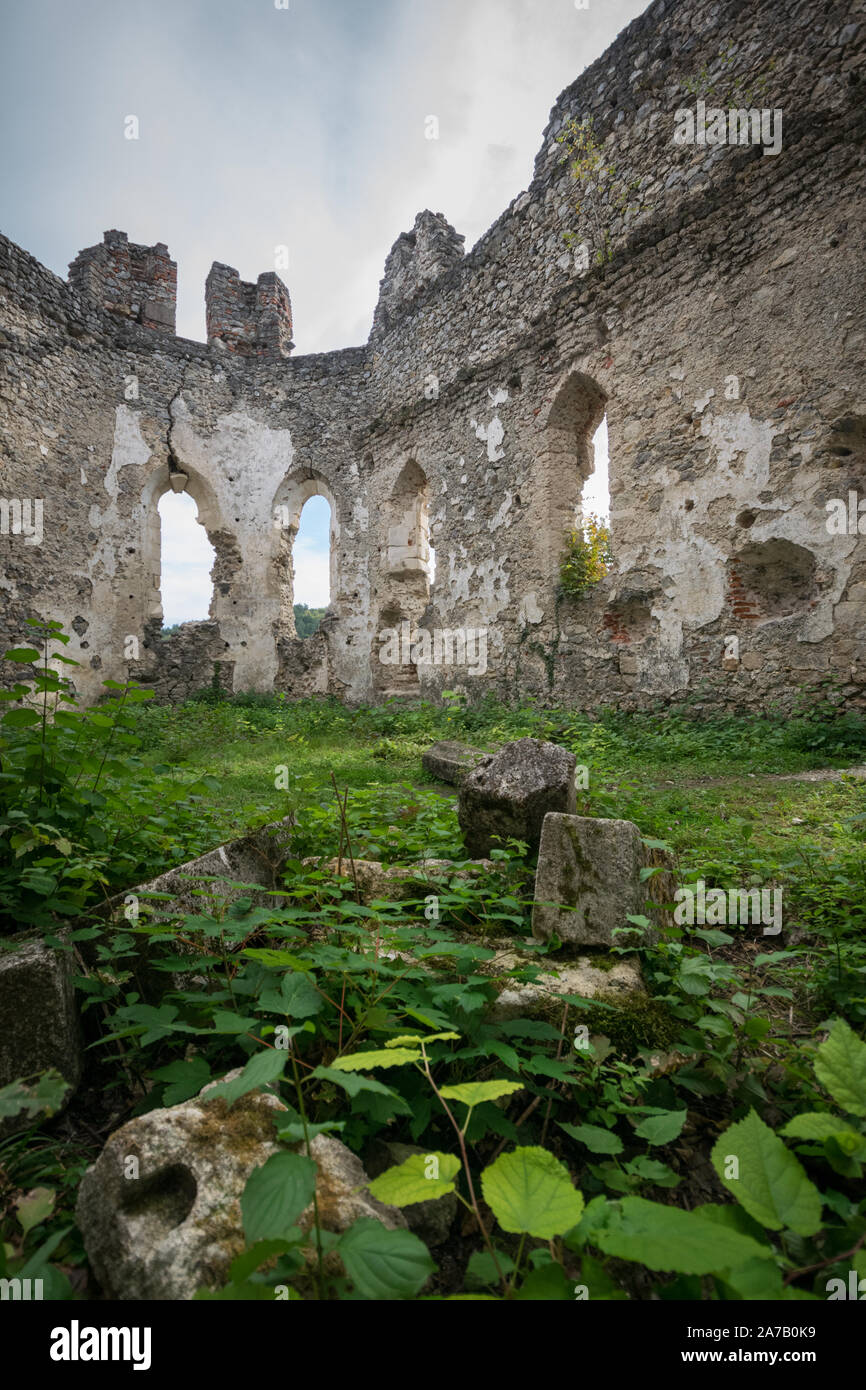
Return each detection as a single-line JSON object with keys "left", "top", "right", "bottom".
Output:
{"left": 194, "top": 1093, "right": 279, "bottom": 1159}
{"left": 580, "top": 991, "right": 679, "bottom": 1056}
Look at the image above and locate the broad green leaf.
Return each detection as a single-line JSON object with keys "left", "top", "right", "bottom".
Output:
{"left": 2, "top": 708, "right": 41, "bottom": 727}
{"left": 203, "top": 1049, "right": 286, "bottom": 1108}
{"left": 280, "top": 973, "right": 323, "bottom": 1018}
{"left": 0, "top": 1070, "right": 70, "bottom": 1121}
{"left": 580, "top": 1196, "right": 775, "bottom": 1274}
{"left": 711, "top": 1110, "right": 823, "bottom": 1236}
{"left": 329, "top": 1049, "right": 421, "bottom": 1071}
{"left": 15, "top": 1187, "right": 55, "bottom": 1237}
{"left": 781, "top": 1112, "right": 859, "bottom": 1143}
{"left": 385, "top": 1032, "right": 460, "bottom": 1048}
{"left": 439, "top": 1080, "right": 523, "bottom": 1108}
{"left": 367, "top": 1152, "right": 461, "bottom": 1207}
{"left": 633, "top": 1110, "right": 687, "bottom": 1146}
{"left": 814, "top": 1019, "right": 866, "bottom": 1117}
{"left": 337, "top": 1218, "right": 435, "bottom": 1299}
{"left": 4, "top": 648, "right": 40, "bottom": 663}
{"left": 229, "top": 1239, "right": 295, "bottom": 1285}
{"left": 276, "top": 1119, "right": 345, "bottom": 1144}
{"left": 482, "top": 1146, "right": 585, "bottom": 1239}
{"left": 210, "top": 1011, "right": 259, "bottom": 1035}
{"left": 718, "top": 1257, "right": 785, "bottom": 1300}
{"left": 465, "top": 1249, "right": 516, "bottom": 1289}
{"left": 151, "top": 1056, "right": 212, "bottom": 1106}
{"left": 310, "top": 1064, "right": 400, "bottom": 1099}
{"left": 514, "top": 1261, "right": 572, "bottom": 1300}
{"left": 559, "top": 1121, "right": 623, "bottom": 1155}
{"left": 241, "top": 1153, "right": 317, "bottom": 1243}
{"left": 624, "top": 1157, "right": 680, "bottom": 1187}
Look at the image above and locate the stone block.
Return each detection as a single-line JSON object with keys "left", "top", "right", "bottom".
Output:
{"left": 532, "top": 813, "right": 674, "bottom": 947}
{"left": 0, "top": 936, "right": 82, "bottom": 1135}
{"left": 458, "top": 739, "right": 577, "bottom": 858}
{"left": 76, "top": 1076, "right": 404, "bottom": 1300}
{"left": 421, "top": 740, "right": 486, "bottom": 785}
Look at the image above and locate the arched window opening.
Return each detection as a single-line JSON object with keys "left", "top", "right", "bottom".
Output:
{"left": 157, "top": 489, "right": 215, "bottom": 629}
{"left": 293, "top": 495, "right": 332, "bottom": 639}
{"left": 540, "top": 371, "right": 609, "bottom": 594}
{"left": 373, "top": 460, "right": 432, "bottom": 696}
{"left": 386, "top": 460, "right": 431, "bottom": 583}
{"left": 580, "top": 414, "right": 611, "bottom": 524}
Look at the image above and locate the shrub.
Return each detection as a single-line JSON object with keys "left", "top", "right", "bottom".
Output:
{"left": 559, "top": 513, "right": 612, "bottom": 598}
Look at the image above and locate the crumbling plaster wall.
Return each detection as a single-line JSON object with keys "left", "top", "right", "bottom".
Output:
{"left": 363, "top": 0, "right": 866, "bottom": 712}
{"left": 0, "top": 0, "right": 863, "bottom": 713}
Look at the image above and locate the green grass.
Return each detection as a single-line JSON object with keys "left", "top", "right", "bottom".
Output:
{"left": 131, "top": 693, "right": 866, "bottom": 854}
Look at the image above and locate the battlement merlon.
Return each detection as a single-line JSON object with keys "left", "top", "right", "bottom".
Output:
{"left": 205, "top": 262, "right": 294, "bottom": 357}
{"left": 68, "top": 230, "right": 177, "bottom": 333}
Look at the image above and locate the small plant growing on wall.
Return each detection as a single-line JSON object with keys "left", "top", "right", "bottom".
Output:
{"left": 556, "top": 116, "right": 649, "bottom": 267}
{"left": 680, "top": 44, "right": 778, "bottom": 106}
{"left": 559, "top": 512, "right": 612, "bottom": 598}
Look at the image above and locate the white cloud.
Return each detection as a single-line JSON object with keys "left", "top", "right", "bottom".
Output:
{"left": 158, "top": 491, "right": 215, "bottom": 626}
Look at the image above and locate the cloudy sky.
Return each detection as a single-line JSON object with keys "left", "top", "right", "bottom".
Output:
{"left": 1, "top": 0, "right": 645, "bottom": 618}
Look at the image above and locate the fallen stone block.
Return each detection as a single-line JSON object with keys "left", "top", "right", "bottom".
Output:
{"left": 101, "top": 815, "right": 296, "bottom": 927}
{"left": 76, "top": 1073, "right": 404, "bottom": 1300}
{"left": 458, "top": 738, "right": 577, "bottom": 858}
{"left": 485, "top": 951, "right": 644, "bottom": 1023}
{"left": 421, "top": 740, "right": 487, "bottom": 786}
{"left": 532, "top": 813, "right": 675, "bottom": 947}
{"left": 0, "top": 935, "right": 82, "bottom": 1136}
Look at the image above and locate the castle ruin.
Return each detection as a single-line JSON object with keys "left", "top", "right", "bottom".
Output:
{"left": 1, "top": 0, "right": 863, "bottom": 712}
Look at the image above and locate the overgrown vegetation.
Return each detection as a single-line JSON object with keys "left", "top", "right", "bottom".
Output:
{"left": 0, "top": 620, "right": 219, "bottom": 935}
{"left": 559, "top": 513, "right": 612, "bottom": 598}
{"left": 293, "top": 604, "right": 327, "bottom": 639}
{"left": 1, "top": 625, "right": 865, "bottom": 1300}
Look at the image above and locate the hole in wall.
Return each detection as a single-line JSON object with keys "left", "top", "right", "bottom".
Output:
{"left": 727, "top": 539, "right": 818, "bottom": 621}
{"left": 603, "top": 599, "right": 655, "bottom": 644}
{"left": 157, "top": 490, "right": 216, "bottom": 627}
{"left": 293, "top": 495, "right": 331, "bottom": 639}
{"left": 544, "top": 373, "right": 610, "bottom": 591}
{"left": 824, "top": 415, "right": 866, "bottom": 468}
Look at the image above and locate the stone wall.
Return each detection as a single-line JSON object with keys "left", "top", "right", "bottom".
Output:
{"left": 0, "top": 0, "right": 863, "bottom": 713}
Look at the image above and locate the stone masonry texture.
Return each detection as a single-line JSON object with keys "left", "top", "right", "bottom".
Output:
{"left": 0, "top": 0, "right": 863, "bottom": 712}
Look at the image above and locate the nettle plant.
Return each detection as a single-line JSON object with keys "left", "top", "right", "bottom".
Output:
{"left": 192, "top": 1017, "right": 866, "bottom": 1300}
{"left": 0, "top": 619, "right": 219, "bottom": 934}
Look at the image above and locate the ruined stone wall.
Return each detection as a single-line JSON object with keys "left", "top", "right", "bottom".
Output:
{"left": 0, "top": 232, "right": 370, "bottom": 705}
{"left": 0, "top": 0, "right": 863, "bottom": 714}
{"left": 365, "top": 0, "right": 866, "bottom": 713}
